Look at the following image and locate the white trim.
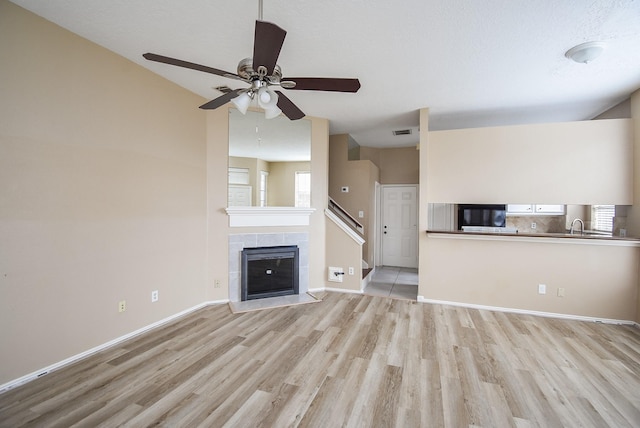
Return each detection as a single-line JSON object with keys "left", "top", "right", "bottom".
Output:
{"left": 417, "top": 296, "right": 637, "bottom": 326}
{"left": 325, "top": 286, "right": 364, "bottom": 294}
{"left": 226, "top": 207, "right": 316, "bottom": 227}
{"left": 379, "top": 184, "right": 419, "bottom": 268}
{"left": 324, "top": 209, "right": 366, "bottom": 245}
{"left": 0, "top": 300, "right": 229, "bottom": 394}
{"left": 361, "top": 266, "right": 375, "bottom": 289}
{"left": 375, "top": 182, "right": 382, "bottom": 268}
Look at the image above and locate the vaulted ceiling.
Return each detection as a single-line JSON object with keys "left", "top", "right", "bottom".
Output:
{"left": 10, "top": 0, "right": 640, "bottom": 148}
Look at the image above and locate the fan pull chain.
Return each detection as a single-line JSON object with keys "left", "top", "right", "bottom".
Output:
{"left": 258, "top": 0, "right": 263, "bottom": 20}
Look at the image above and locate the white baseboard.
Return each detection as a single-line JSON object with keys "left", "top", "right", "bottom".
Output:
{"left": 0, "top": 299, "right": 229, "bottom": 394}
{"left": 417, "top": 296, "right": 637, "bottom": 326}
{"left": 309, "top": 286, "right": 365, "bottom": 295}
{"left": 325, "top": 286, "right": 364, "bottom": 294}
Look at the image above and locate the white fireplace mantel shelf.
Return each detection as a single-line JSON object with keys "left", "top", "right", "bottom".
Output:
{"left": 226, "top": 207, "right": 316, "bottom": 227}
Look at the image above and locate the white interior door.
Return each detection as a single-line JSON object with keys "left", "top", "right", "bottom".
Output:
{"left": 381, "top": 185, "right": 418, "bottom": 268}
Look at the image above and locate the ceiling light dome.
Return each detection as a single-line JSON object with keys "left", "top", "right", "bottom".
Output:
{"left": 565, "top": 41, "right": 606, "bottom": 64}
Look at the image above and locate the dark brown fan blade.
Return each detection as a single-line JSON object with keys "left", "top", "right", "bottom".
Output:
{"left": 143, "top": 53, "right": 242, "bottom": 80}
{"left": 253, "top": 21, "right": 287, "bottom": 76}
{"left": 275, "top": 91, "right": 305, "bottom": 120}
{"left": 199, "top": 90, "right": 241, "bottom": 110}
{"left": 282, "top": 77, "right": 361, "bottom": 92}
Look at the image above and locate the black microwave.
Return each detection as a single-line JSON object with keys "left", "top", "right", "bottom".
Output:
{"left": 457, "top": 204, "right": 506, "bottom": 230}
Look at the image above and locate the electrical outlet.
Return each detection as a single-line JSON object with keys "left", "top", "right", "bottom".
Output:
{"left": 151, "top": 290, "right": 158, "bottom": 302}
{"left": 557, "top": 287, "right": 565, "bottom": 297}
{"left": 531, "top": 222, "right": 537, "bottom": 229}
{"left": 118, "top": 300, "right": 126, "bottom": 312}
{"left": 538, "top": 284, "right": 546, "bottom": 295}
{"left": 214, "top": 279, "right": 221, "bottom": 288}
{"left": 348, "top": 267, "right": 355, "bottom": 275}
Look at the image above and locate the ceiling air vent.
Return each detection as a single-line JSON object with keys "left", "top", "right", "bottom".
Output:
{"left": 392, "top": 129, "right": 412, "bottom": 136}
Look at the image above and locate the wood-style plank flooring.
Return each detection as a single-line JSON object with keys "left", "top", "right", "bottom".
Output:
{"left": 1, "top": 292, "right": 639, "bottom": 427}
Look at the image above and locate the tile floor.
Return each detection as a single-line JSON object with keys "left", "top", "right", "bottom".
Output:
{"left": 363, "top": 266, "right": 418, "bottom": 300}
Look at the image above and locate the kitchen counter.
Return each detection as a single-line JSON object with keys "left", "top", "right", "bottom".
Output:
{"left": 426, "top": 229, "right": 640, "bottom": 247}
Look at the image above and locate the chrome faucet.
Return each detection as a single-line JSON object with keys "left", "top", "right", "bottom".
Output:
{"left": 570, "top": 218, "right": 584, "bottom": 235}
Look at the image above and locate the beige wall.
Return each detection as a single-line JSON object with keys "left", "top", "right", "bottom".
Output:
{"left": 361, "top": 146, "right": 419, "bottom": 184}
{"left": 329, "top": 134, "right": 379, "bottom": 266}
{"left": 325, "top": 218, "right": 363, "bottom": 291}
{"left": 624, "top": 89, "right": 640, "bottom": 322}
{"left": 420, "top": 107, "right": 640, "bottom": 322}
{"left": 269, "top": 161, "right": 311, "bottom": 207}
{"left": 427, "top": 119, "right": 633, "bottom": 205}
{"left": 0, "top": 1, "right": 330, "bottom": 386}
{"left": 423, "top": 236, "right": 639, "bottom": 321}
{"left": 594, "top": 98, "right": 631, "bottom": 120}
{"left": 624, "top": 90, "right": 640, "bottom": 239}
{"left": 0, "top": 1, "right": 208, "bottom": 383}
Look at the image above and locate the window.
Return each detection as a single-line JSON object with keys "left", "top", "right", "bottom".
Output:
{"left": 295, "top": 171, "right": 311, "bottom": 208}
{"left": 228, "top": 167, "right": 249, "bottom": 185}
{"left": 259, "top": 171, "right": 269, "bottom": 207}
{"left": 592, "top": 205, "right": 615, "bottom": 232}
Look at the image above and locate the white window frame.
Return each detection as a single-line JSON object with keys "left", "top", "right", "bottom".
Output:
{"left": 259, "top": 171, "right": 269, "bottom": 207}
{"left": 295, "top": 171, "right": 311, "bottom": 208}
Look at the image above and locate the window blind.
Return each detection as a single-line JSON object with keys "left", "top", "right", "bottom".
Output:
{"left": 592, "top": 205, "right": 615, "bottom": 232}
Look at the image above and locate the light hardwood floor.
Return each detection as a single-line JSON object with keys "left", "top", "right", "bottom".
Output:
{"left": 1, "top": 292, "right": 639, "bottom": 427}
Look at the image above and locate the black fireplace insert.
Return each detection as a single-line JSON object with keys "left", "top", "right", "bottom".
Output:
{"left": 241, "top": 245, "right": 299, "bottom": 301}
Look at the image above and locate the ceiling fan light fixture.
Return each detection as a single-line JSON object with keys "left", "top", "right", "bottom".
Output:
{"left": 264, "top": 105, "right": 282, "bottom": 119}
{"left": 257, "top": 86, "right": 278, "bottom": 109}
{"left": 231, "top": 91, "right": 253, "bottom": 114}
{"left": 565, "top": 41, "right": 606, "bottom": 64}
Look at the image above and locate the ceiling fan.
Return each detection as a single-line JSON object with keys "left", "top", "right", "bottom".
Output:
{"left": 143, "top": 10, "right": 360, "bottom": 120}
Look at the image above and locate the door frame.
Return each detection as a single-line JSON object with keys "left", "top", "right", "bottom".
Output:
{"left": 376, "top": 184, "right": 419, "bottom": 268}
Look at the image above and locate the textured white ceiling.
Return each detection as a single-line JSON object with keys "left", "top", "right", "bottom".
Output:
{"left": 10, "top": 0, "right": 640, "bottom": 148}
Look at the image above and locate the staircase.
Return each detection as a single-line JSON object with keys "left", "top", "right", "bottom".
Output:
{"left": 326, "top": 198, "right": 373, "bottom": 289}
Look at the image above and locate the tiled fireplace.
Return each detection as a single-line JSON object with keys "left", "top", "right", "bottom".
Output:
{"left": 228, "top": 232, "right": 309, "bottom": 302}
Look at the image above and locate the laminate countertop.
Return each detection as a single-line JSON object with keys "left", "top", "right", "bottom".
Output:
{"left": 426, "top": 229, "right": 640, "bottom": 245}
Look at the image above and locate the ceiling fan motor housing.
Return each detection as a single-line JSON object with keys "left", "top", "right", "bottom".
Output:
{"left": 237, "top": 57, "right": 281, "bottom": 84}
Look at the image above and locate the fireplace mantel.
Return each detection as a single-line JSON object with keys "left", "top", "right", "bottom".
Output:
{"left": 226, "top": 207, "right": 316, "bottom": 227}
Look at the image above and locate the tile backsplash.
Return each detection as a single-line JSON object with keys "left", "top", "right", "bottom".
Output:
{"left": 506, "top": 215, "right": 566, "bottom": 233}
